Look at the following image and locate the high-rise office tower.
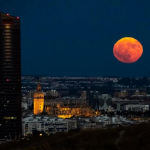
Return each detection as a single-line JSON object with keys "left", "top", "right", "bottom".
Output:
{"left": 0, "top": 12, "right": 21, "bottom": 141}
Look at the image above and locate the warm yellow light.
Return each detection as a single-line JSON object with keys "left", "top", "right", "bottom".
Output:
{"left": 34, "top": 84, "right": 44, "bottom": 115}
{"left": 34, "top": 98, "right": 44, "bottom": 115}
{"left": 58, "top": 115, "right": 72, "bottom": 119}
{"left": 4, "top": 117, "right": 17, "bottom": 119}
{"left": 39, "top": 133, "right": 42, "bottom": 136}
{"left": 5, "top": 26, "right": 10, "bottom": 29}
{"left": 5, "top": 39, "right": 11, "bottom": 42}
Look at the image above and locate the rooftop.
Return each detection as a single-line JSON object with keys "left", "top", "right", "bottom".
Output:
{"left": 0, "top": 12, "right": 19, "bottom": 19}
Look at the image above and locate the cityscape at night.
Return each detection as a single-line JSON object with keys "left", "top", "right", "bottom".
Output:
{"left": 1, "top": 0, "right": 150, "bottom": 150}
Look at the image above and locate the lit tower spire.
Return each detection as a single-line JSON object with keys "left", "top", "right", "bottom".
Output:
{"left": 37, "top": 82, "right": 41, "bottom": 91}
{"left": 34, "top": 82, "right": 44, "bottom": 115}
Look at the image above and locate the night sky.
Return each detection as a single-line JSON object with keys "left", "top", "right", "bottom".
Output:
{"left": 1, "top": 0, "right": 150, "bottom": 77}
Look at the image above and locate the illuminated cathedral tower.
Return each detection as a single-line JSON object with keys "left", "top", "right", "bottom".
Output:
{"left": 34, "top": 83, "right": 44, "bottom": 115}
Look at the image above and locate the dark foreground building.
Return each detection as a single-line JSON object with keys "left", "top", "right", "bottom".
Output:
{"left": 0, "top": 12, "right": 21, "bottom": 141}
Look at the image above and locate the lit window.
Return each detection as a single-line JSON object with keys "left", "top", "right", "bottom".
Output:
{"left": 5, "top": 26, "right": 10, "bottom": 29}
{"left": 4, "top": 117, "right": 17, "bottom": 119}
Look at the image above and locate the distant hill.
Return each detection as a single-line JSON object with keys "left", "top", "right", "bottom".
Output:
{"left": 1, "top": 123, "right": 150, "bottom": 150}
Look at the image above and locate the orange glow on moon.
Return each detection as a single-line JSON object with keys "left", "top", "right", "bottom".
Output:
{"left": 113, "top": 37, "right": 143, "bottom": 63}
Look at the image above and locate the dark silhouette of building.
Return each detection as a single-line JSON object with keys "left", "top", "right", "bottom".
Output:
{"left": 88, "top": 91, "right": 99, "bottom": 109}
{"left": 0, "top": 12, "right": 21, "bottom": 141}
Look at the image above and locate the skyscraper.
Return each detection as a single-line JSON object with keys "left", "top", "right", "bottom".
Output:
{"left": 0, "top": 12, "right": 21, "bottom": 141}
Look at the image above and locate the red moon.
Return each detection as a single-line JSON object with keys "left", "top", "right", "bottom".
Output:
{"left": 113, "top": 37, "right": 143, "bottom": 63}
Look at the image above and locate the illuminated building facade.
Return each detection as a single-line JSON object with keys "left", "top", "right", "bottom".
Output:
{"left": 34, "top": 83, "right": 44, "bottom": 115}
{"left": 33, "top": 86, "right": 100, "bottom": 118}
{"left": 114, "top": 91, "right": 129, "bottom": 98}
{"left": 0, "top": 12, "right": 21, "bottom": 140}
{"left": 44, "top": 102, "right": 100, "bottom": 118}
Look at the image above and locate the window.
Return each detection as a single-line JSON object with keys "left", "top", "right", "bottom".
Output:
{"left": 5, "top": 26, "right": 10, "bottom": 29}
{"left": 4, "top": 117, "right": 17, "bottom": 119}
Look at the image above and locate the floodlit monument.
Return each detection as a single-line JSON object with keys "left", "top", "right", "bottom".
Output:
{"left": 34, "top": 83, "right": 44, "bottom": 115}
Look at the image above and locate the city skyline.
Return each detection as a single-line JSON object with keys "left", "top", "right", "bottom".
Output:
{"left": 1, "top": 0, "right": 150, "bottom": 77}
{"left": 1, "top": 1, "right": 150, "bottom": 148}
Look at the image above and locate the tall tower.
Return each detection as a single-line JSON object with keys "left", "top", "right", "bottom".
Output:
{"left": 0, "top": 12, "right": 21, "bottom": 140}
{"left": 34, "top": 83, "right": 44, "bottom": 115}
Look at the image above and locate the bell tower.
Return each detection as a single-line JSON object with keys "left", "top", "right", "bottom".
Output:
{"left": 34, "top": 82, "right": 44, "bottom": 115}
{"left": 37, "top": 82, "right": 41, "bottom": 91}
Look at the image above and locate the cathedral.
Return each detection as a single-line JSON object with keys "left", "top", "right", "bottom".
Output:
{"left": 33, "top": 83, "right": 100, "bottom": 118}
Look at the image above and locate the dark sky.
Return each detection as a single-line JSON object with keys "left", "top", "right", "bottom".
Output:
{"left": 0, "top": 0, "right": 150, "bottom": 77}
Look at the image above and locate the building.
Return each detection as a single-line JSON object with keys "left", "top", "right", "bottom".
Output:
{"left": 98, "top": 94, "right": 112, "bottom": 110}
{"left": 114, "top": 91, "right": 128, "bottom": 98}
{"left": 44, "top": 97, "right": 100, "bottom": 118}
{"left": 44, "top": 101, "right": 100, "bottom": 118}
{"left": 28, "top": 90, "right": 35, "bottom": 99}
{"left": 134, "top": 90, "right": 140, "bottom": 95}
{"left": 134, "top": 90, "right": 147, "bottom": 96}
{"left": 0, "top": 12, "right": 21, "bottom": 141}
{"left": 87, "top": 92, "right": 112, "bottom": 111}
{"left": 22, "top": 116, "right": 77, "bottom": 136}
{"left": 22, "top": 101, "right": 28, "bottom": 110}
{"left": 124, "top": 104, "right": 149, "bottom": 112}
{"left": 88, "top": 91, "right": 99, "bottom": 109}
{"left": 81, "top": 91, "right": 86, "bottom": 99}
{"left": 45, "top": 104, "right": 93, "bottom": 118}
{"left": 34, "top": 83, "right": 44, "bottom": 115}
{"left": 46, "top": 90, "right": 59, "bottom": 97}
{"left": 114, "top": 88, "right": 146, "bottom": 97}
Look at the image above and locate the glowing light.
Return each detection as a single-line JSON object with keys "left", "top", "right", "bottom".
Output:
{"left": 4, "top": 117, "right": 17, "bottom": 119}
{"left": 7, "top": 14, "right": 9, "bottom": 16}
{"left": 58, "top": 115, "right": 72, "bottom": 119}
{"left": 7, "top": 79, "right": 9, "bottom": 81}
{"left": 5, "top": 26, "right": 10, "bottom": 29}
{"left": 39, "top": 134, "right": 42, "bottom": 136}
{"left": 34, "top": 83, "right": 44, "bottom": 115}
{"left": 113, "top": 37, "right": 143, "bottom": 63}
{"left": 17, "top": 17, "right": 19, "bottom": 19}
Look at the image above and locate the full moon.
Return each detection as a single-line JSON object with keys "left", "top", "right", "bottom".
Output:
{"left": 113, "top": 37, "right": 143, "bottom": 63}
